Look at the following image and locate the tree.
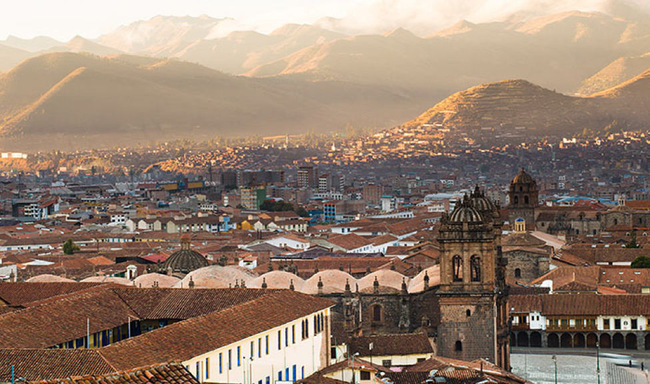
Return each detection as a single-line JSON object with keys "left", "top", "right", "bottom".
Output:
{"left": 295, "top": 206, "right": 309, "bottom": 217}
{"left": 63, "top": 239, "right": 80, "bottom": 255}
{"left": 624, "top": 230, "right": 640, "bottom": 248}
{"left": 631, "top": 256, "right": 650, "bottom": 268}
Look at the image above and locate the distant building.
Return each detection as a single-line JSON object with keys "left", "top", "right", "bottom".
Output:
{"left": 241, "top": 187, "right": 267, "bottom": 209}
{"left": 363, "top": 184, "right": 383, "bottom": 205}
{"left": 298, "top": 165, "right": 318, "bottom": 189}
{"left": 507, "top": 168, "right": 538, "bottom": 230}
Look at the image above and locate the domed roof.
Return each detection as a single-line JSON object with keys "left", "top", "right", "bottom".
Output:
{"left": 469, "top": 186, "right": 496, "bottom": 213}
{"left": 133, "top": 273, "right": 180, "bottom": 288}
{"left": 161, "top": 237, "right": 209, "bottom": 275}
{"left": 449, "top": 204, "right": 483, "bottom": 224}
{"left": 174, "top": 265, "right": 256, "bottom": 289}
{"left": 80, "top": 276, "right": 133, "bottom": 286}
{"left": 408, "top": 265, "right": 440, "bottom": 293}
{"left": 512, "top": 168, "right": 534, "bottom": 184}
{"left": 357, "top": 269, "right": 409, "bottom": 292}
{"left": 301, "top": 270, "right": 355, "bottom": 294}
{"left": 250, "top": 271, "right": 304, "bottom": 290}
{"left": 26, "top": 274, "right": 76, "bottom": 283}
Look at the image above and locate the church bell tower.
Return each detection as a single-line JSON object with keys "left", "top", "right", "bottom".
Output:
{"left": 436, "top": 191, "right": 509, "bottom": 369}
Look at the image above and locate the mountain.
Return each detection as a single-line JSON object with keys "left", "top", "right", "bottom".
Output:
{"left": 45, "top": 36, "right": 124, "bottom": 56}
{"left": 0, "top": 44, "right": 32, "bottom": 71}
{"left": 577, "top": 53, "right": 650, "bottom": 94}
{"left": 0, "top": 35, "right": 62, "bottom": 52}
{"left": 173, "top": 24, "right": 345, "bottom": 74}
{"left": 96, "top": 15, "right": 232, "bottom": 55}
{"left": 246, "top": 11, "right": 650, "bottom": 95}
{"left": 398, "top": 71, "right": 650, "bottom": 142}
{"left": 0, "top": 52, "right": 421, "bottom": 151}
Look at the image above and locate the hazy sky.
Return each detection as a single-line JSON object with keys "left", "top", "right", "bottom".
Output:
{"left": 2, "top": 0, "right": 649, "bottom": 41}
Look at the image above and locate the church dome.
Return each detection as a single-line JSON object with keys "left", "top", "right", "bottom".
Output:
{"left": 161, "top": 236, "right": 209, "bottom": 275}
{"left": 449, "top": 204, "right": 483, "bottom": 224}
{"left": 512, "top": 168, "right": 534, "bottom": 185}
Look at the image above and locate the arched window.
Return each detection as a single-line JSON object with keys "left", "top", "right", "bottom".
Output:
{"left": 514, "top": 196, "right": 519, "bottom": 205}
{"left": 466, "top": 309, "right": 471, "bottom": 317}
{"left": 455, "top": 341, "right": 462, "bottom": 351}
{"left": 524, "top": 195, "right": 529, "bottom": 205}
{"left": 453, "top": 256, "right": 463, "bottom": 282}
{"left": 372, "top": 305, "right": 383, "bottom": 323}
{"left": 514, "top": 268, "right": 521, "bottom": 278}
{"left": 614, "top": 218, "right": 618, "bottom": 225}
{"left": 470, "top": 256, "right": 481, "bottom": 282}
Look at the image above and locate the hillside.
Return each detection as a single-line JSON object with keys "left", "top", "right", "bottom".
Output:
{"left": 578, "top": 53, "right": 650, "bottom": 95}
{"left": 245, "top": 12, "right": 650, "bottom": 95}
{"left": 399, "top": 73, "right": 650, "bottom": 141}
{"left": 0, "top": 52, "right": 420, "bottom": 151}
{"left": 0, "top": 44, "right": 32, "bottom": 71}
{"left": 174, "top": 24, "right": 345, "bottom": 75}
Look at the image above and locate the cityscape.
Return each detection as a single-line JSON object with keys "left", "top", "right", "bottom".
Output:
{"left": 0, "top": 1, "right": 650, "bottom": 384}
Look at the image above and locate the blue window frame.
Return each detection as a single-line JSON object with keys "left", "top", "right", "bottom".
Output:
{"left": 265, "top": 335, "right": 269, "bottom": 355}
{"left": 293, "top": 365, "right": 297, "bottom": 381}
{"left": 285, "top": 328, "right": 289, "bottom": 346}
{"left": 278, "top": 371, "right": 282, "bottom": 381}
{"left": 205, "top": 358, "right": 209, "bottom": 379}
{"left": 195, "top": 362, "right": 199, "bottom": 378}
{"left": 250, "top": 341, "right": 254, "bottom": 358}
{"left": 292, "top": 325, "right": 295, "bottom": 344}
{"left": 237, "top": 346, "right": 241, "bottom": 367}
{"left": 219, "top": 353, "right": 222, "bottom": 373}
{"left": 258, "top": 338, "right": 262, "bottom": 358}
{"left": 278, "top": 330, "right": 281, "bottom": 350}
{"left": 228, "top": 349, "right": 232, "bottom": 370}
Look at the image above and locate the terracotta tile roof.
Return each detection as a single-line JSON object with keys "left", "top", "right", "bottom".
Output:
{"left": 0, "top": 282, "right": 104, "bottom": 306}
{"left": 407, "top": 357, "right": 526, "bottom": 384}
{"left": 27, "top": 363, "right": 199, "bottom": 384}
{"left": 100, "top": 290, "right": 333, "bottom": 371}
{"left": 0, "top": 287, "right": 140, "bottom": 348}
{"left": 508, "top": 295, "right": 543, "bottom": 313}
{"left": 328, "top": 234, "right": 373, "bottom": 251}
{"left": 0, "top": 349, "right": 115, "bottom": 382}
{"left": 297, "top": 372, "right": 347, "bottom": 384}
{"left": 531, "top": 294, "right": 650, "bottom": 316}
{"left": 349, "top": 332, "right": 433, "bottom": 356}
{"left": 114, "top": 288, "right": 274, "bottom": 320}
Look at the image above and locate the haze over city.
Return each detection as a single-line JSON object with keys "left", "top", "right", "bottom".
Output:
{"left": 0, "top": 1, "right": 648, "bottom": 384}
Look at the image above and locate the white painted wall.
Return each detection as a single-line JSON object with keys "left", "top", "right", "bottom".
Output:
{"left": 184, "top": 308, "right": 330, "bottom": 384}
{"left": 597, "top": 315, "right": 647, "bottom": 331}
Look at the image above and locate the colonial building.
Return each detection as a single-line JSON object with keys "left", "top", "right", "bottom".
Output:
{"left": 507, "top": 168, "right": 538, "bottom": 230}
{"left": 436, "top": 192, "right": 509, "bottom": 369}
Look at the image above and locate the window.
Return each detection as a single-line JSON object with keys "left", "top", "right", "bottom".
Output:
{"left": 382, "top": 360, "right": 392, "bottom": 367}
{"left": 455, "top": 340, "right": 462, "bottom": 351}
{"left": 258, "top": 338, "right": 262, "bottom": 358}
{"left": 266, "top": 377, "right": 270, "bottom": 384}
{"left": 453, "top": 255, "right": 463, "bottom": 282}
{"left": 219, "top": 353, "right": 222, "bottom": 373}
{"left": 604, "top": 319, "right": 610, "bottom": 329}
{"left": 293, "top": 365, "right": 297, "bottom": 381}
{"left": 250, "top": 341, "right": 254, "bottom": 358}
{"left": 514, "top": 268, "right": 521, "bottom": 278}
{"left": 265, "top": 335, "right": 269, "bottom": 354}
{"left": 372, "top": 305, "right": 382, "bottom": 323}
{"left": 331, "top": 347, "right": 337, "bottom": 359}
{"left": 237, "top": 346, "right": 241, "bottom": 367}
{"left": 278, "top": 330, "right": 282, "bottom": 350}
{"left": 205, "top": 358, "right": 209, "bottom": 379}
{"left": 615, "top": 319, "right": 621, "bottom": 329}
{"left": 292, "top": 325, "right": 295, "bottom": 344}
{"left": 514, "top": 196, "right": 519, "bottom": 204}
{"left": 360, "top": 371, "right": 371, "bottom": 381}
{"left": 285, "top": 328, "right": 289, "bottom": 346}
{"left": 302, "top": 366, "right": 305, "bottom": 379}
{"left": 632, "top": 319, "right": 638, "bottom": 329}
{"left": 196, "top": 362, "right": 199, "bottom": 379}
{"left": 278, "top": 371, "right": 282, "bottom": 381}
{"left": 228, "top": 350, "right": 232, "bottom": 370}
{"left": 470, "top": 256, "right": 481, "bottom": 282}
{"left": 524, "top": 195, "right": 529, "bottom": 205}
{"left": 466, "top": 309, "right": 471, "bottom": 317}
{"left": 417, "top": 358, "right": 426, "bottom": 363}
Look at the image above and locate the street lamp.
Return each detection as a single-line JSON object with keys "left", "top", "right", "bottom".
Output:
{"left": 551, "top": 355, "right": 557, "bottom": 384}
{"left": 596, "top": 342, "right": 601, "bottom": 384}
